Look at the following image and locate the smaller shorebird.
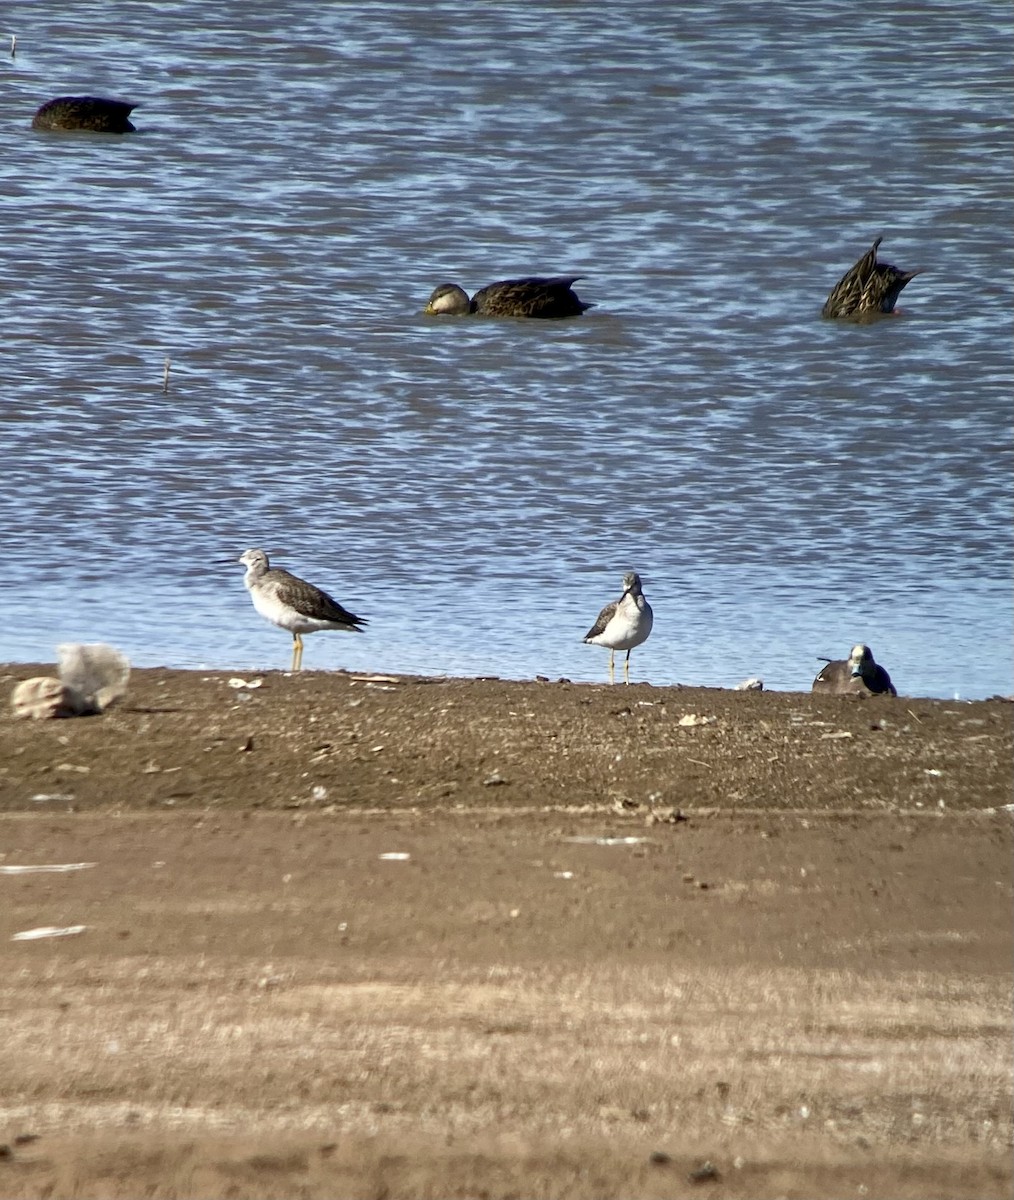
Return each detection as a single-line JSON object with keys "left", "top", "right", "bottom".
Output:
{"left": 821, "top": 237, "right": 921, "bottom": 320}
{"left": 31, "top": 96, "right": 137, "bottom": 133}
{"left": 424, "top": 276, "right": 592, "bottom": 319}
{"left": 583, "top": 572, "right": 653, "bottom": 684}
{"left": 812, "top": 643, "right": 897, "bottom": 696}
{"left": 238, "top": 549, "right": 366, "bottom": 672}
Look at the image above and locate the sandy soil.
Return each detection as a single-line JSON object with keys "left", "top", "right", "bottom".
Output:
{"left": 0, "top": 665, "right": 1011, "bottom": 1199}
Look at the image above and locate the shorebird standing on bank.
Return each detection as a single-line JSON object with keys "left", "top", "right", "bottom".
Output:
{"left": 583, "top": 572, "right": 653, "bottom": 684}
{"left": 238, "top": 549, "right": 366, "bottom": 671}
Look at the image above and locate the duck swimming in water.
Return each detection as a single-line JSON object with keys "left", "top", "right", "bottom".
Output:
{"left": 31, "top": 96, "right": 137, "bottom": 133}
{"left": 424, "top": 276, "right": 592, "bottom": 319}
{"left": 821, "top": 238, "right": 920, "bottom": 320}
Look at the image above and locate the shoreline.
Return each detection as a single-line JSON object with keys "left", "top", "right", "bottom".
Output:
{"left": 4, "top": 655, "right": 1011, "bottom": 703}
{"left": 2, "top": 663, "right": 1012, "bottom": 817}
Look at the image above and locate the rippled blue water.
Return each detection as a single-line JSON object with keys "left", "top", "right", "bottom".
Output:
{"left": 1, "top": 1, "right": 1011, "bottom": 697}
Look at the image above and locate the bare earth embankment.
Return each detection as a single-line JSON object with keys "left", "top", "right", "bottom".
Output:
{"left": 1, "top": 666, "right": 1011, "bottom": 1199}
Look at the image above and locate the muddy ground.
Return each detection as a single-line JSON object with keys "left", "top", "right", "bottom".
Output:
{"left": 0, "top": 665, "right": 1011, "bottom": 1199}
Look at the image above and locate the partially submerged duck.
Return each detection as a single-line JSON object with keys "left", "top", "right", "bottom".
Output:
{"left": 821, "top": 237, "right": 920, "bottom": 320}
{"left": 424, "top": 276, "right": 592, "bottom": 319}
{"left": 32, "top": 96, "right": 137, "bottom": 133}
{"left": 812, "top": 643, "right": 897, "bottom": 696}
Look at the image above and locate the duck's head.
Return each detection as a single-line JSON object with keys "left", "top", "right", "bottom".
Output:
{"left": 848, "top": 643, "right": 873, "bottom": 677}
{"left": 424, "top": 283, "right": 473, "bottom": 315}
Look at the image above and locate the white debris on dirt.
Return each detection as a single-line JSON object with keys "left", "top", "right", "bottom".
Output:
{"left": 10, "top": 643, "right": 129, "bottom": 719}
{"left": 734, "top": 677, "right": 764, "bottom": 691}
{"left": 11, "top": 924, "right": 87, "bottom": 941}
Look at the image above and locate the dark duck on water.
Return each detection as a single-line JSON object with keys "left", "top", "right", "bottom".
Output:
{"left": 31, "top": 96, "right": 137, "bottom": 133}
{"left": 424, "top": 276, "right": 592, "bottom": 319}
{"left": 821, "top": 237, "right": 921, "bottom": 320}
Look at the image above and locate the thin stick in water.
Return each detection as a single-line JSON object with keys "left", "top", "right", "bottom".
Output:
{"left": 162, "top": 356, "right": 171, "bottom": 394}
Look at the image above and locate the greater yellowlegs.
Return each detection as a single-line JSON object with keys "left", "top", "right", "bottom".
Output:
{"left": 583, "top": 572, "right": 653, "bottom": 684}
{"left": 821, "top": 237, "right": 921, "bottom": 319}
{"left": 424, "top": 276, "right": 592, "bottom": 318}
{"left": 812, "top": 643, "right": 896, "bottom": 695}
{"left": 31, "top": 96, "right": 137, "bottom": 133}
{"left": 238, "top": 549, "right": 366, "bottom": 672}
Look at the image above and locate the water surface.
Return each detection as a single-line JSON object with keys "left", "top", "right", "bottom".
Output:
{"left": 1, "top": 1, "right": 1011, "bottom": 697}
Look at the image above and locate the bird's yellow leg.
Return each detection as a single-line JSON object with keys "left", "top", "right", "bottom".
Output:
{"left": 291, "top": 633, "right": 303, "bottom": 672}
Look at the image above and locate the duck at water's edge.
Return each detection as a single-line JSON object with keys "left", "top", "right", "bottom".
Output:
{"left": 812, "top": 643, "right": 897, "bottom": 696}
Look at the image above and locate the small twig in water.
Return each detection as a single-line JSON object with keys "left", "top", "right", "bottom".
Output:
{"left": 10, "top": 34, "right": 16, "bottom": 57}
{"left": 162, "top": 356, "right": 171, "bottom": 394}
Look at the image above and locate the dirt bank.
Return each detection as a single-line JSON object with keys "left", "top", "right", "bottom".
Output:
{"left": 1, "top": 666, "right": 1011, "bottom": 1199}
